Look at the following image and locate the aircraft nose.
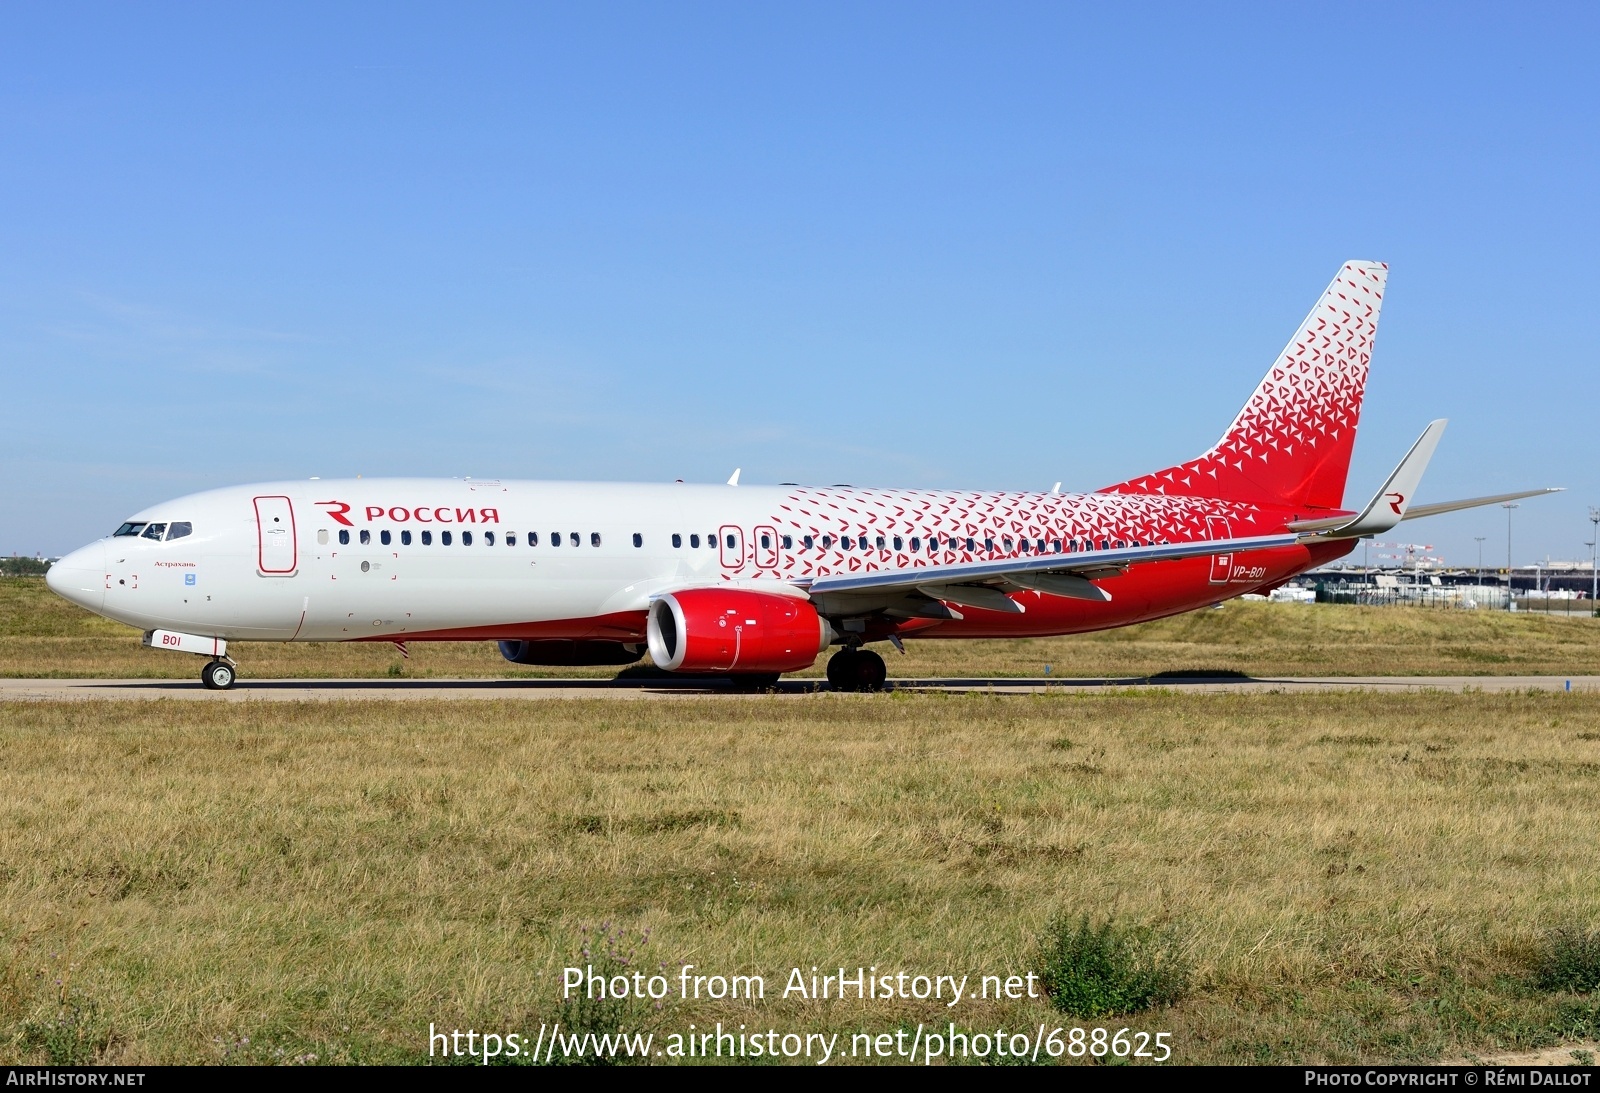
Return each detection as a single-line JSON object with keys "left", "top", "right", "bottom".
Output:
{"left": 46, "top": 541, "right": 105, "bottom": 614}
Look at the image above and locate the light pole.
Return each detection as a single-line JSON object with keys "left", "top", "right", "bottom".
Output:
{"left": 1474, "top": 536, "right": 1485, "bottom": 581}
{"left": 1589, "top": 507, "right": 1600, "bottom": 614}
{"left": 1503, "top": 503, "right": 1519, "bottom": 611}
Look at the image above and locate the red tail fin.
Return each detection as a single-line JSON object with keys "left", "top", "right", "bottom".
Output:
{"left": 1102, "top": 261, "right": 1388, "bottom": 511}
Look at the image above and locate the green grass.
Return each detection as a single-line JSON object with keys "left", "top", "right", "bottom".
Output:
{"left": 1036, "top": 916, "right": 1190, "bottom": 1018}
{"left": 1533, "top": 927, "right": 1600, "bottom": 994}
{"left": 3, "top": 691, "right": 1600, "bottom": 1064}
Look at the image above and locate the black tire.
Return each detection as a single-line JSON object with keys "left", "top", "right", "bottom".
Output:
{"left": 826, "top": 649, "right": 886, "bottom": 692}
{"left": 856, "top": 649, "right": 887, "bottom": 691}
{"left": 201, "top": 660, "right": 235, "bottom": 690}
{"left": 826, "top": 650, "right": 859, "bottom": 690}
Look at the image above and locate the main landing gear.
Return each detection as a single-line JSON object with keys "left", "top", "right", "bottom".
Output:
{"left": 826, "top": 647, "right": 887, "bottom": 692}
{"left": 200, "top": 659, "right": 237, "bottom": 690}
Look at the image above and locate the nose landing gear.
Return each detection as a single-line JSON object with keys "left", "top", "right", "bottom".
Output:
{"left": 825, "top": 647, "right": 887, "bottom": 692}
{"left": 200, "top": 659, "right": 237, "bottom": 690}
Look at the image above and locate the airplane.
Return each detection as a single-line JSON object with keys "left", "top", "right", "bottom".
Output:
{"left": 45, "top": 261, "right": 1558, "bottom": 691}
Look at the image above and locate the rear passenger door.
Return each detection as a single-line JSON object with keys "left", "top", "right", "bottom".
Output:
{"left": 1206, "top": 515, "right": 1232, "bottom": 585}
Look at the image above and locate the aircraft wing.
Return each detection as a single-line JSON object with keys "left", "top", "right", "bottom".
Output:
{"left": 801, "top": 532, "right": 1299, "bottom": 615}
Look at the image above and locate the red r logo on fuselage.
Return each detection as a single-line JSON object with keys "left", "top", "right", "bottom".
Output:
{"left": 315, "top": 501, "right": 354, "bottom": 527}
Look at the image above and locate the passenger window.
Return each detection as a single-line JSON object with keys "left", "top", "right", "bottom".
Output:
{"left": 402, "top": 530, "right": 412, "bottom": 546}
{"left": 690, "top": 534, "right": 700, "bottom": 548}
{"left": 802, "top": 536, "right": 814, "bottom": 550}
{"left": 142, "top": 523, "right": 167, "bottom": 540}
{"left": 781, "top": 535, "right": 792, "bottom": 549}
{"left": 1003, "top": 537, "right": 1014, "bottom": 552}
{"left": 984, "top": 538, "right": 994, "bottom": 552}
{"left": 893, "top": 536, "right": 903, "bottom": 551}
{"left": 484, "top": 531, "right": 495, "bottom": 546}
{"left": 841, "top": 536, "right": 853, "bottom": 550}
{"left": 822, "top": 535, "right": 833, "bottom": 550}
{"left": 381, "top": 530, "right": 392, "bottom": 546}
{"left": 965, "top": 537, "right": 975, "bottom": 552}
{"left": 360, "top": 530, "right": 371, "bottom": 546}
{"left": 760, "top": 533, "right": 771, "bottom": 549}
{"left": 571, "top": 532, "right": 580, "bottom": 547}
{"left": 1052, "top": 539, "right": 1062, "bottom": 553}
{"left": 462, "top": 531, "right": 473, "bottom": 546}
{"left": 632, "top": 533, "right": 643, "bottom": 548}
{"left": 422, "top": 530, "right": 433, "bottom": 545}
{"left": 910, "top": 537, "right": 920, "bottom": 551}
{"left": 875, "top": 536, "right": 885, "bottom": 549}
{"left": 529, "top": 532, "right": 538, "bottom": 546}
{"left": 551, "top": 532, "right": 561, "bottom": 548}
{"left": 591, "top": 532, "right": 601, "bottom": 547}
{"left": 1099, "top": 540, "right": 1108, "bottom": 551}
{"left": 442, "top": 531, "right": 453, "bottom": 546}
{"left": 928, "top": 536, "right": 939, "bottom": 552}
{"left": 317, "top": 529, "right": 329, "bottom": 545}
{"left": 167, "top": 522, "right": 192, "bottom": 541}
{"left": 724, "top": 533, "right": 734, "bottom": 549}
{"left": 339, "top": 529, "right": 350, "bottom": 545}
{"left": 672, "top": 533, "right": 682, "bottom": 548}
{"left": 114, "top": 523, "right": 148, "bottom": 537}
{"left": 1114, "top": 539, "right": 1125, "bottom": 549}
{"left": 506, "top": 533, "right": 516, "bottom": 546}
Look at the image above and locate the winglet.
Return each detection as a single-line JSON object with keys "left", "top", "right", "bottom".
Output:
{"left": 727, "top": 468, "right": 741, "bottom": 486}
{"left": 1290, "top": 420, "right": 1446, "bottom": 538}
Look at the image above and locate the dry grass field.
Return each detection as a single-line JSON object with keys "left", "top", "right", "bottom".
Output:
{"left": 4, "top": 576, "right": 1600, "bottom": 680}
{"left": 3, "top": 692, "right": 1600, "bottom": 1065}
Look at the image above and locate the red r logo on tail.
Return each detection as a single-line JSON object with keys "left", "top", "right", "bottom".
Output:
{"left": 1386, "top": 492, "right": 1405, "bottom": 515}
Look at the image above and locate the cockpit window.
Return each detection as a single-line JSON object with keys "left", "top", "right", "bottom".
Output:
{"left": 141, "top": 523, "right": 167, "bottom": 540}
{"left": 114, "top": 522, "right": 148, "bottom": 537}
{"left": 166, "top": 522, "right": 192, "bottom": 541}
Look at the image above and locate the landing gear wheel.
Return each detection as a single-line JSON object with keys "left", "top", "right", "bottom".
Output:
{"left": 201, "top": 660, "right": 235, "bottom": 690}
{"left": 826, "top": 648, "right": 887, "bottom": 692}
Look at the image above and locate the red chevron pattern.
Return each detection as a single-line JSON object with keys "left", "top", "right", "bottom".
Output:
{"left": 1103, "top": 261, "right": 1387, "bottom": 511}
{"left": 753, "top": 486, "right": 1272, "bottom": 581}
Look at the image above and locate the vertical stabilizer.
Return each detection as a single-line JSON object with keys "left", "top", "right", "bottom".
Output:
{"left": 1102, "top": 260, "right": 1388, "bottom": 511}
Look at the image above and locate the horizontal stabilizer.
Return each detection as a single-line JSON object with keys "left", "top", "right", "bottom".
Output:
{"left": 1288, "top": 420, "right": 1446, "bottom": 539}
{"left": 1287, "top": 415, "right": 1562, "bottom": 540}
{"left": 1398, "top": 488, "right": 1564, "bottom": 522}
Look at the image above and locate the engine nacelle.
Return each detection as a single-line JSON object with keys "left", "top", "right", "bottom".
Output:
{"left": 647, "top": 589, "right": 833, "bottom": 674}
{"left": 498, "top": 639, "right": 645, "bottom": 666}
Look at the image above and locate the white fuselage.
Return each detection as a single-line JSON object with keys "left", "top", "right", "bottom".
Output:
{"left": 47, "top": 476, "right": 1301, "bottom": 647}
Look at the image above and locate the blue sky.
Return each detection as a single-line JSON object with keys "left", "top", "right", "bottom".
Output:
{"left": 3, "top": 3, "right": 1596, "bottom": 566}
